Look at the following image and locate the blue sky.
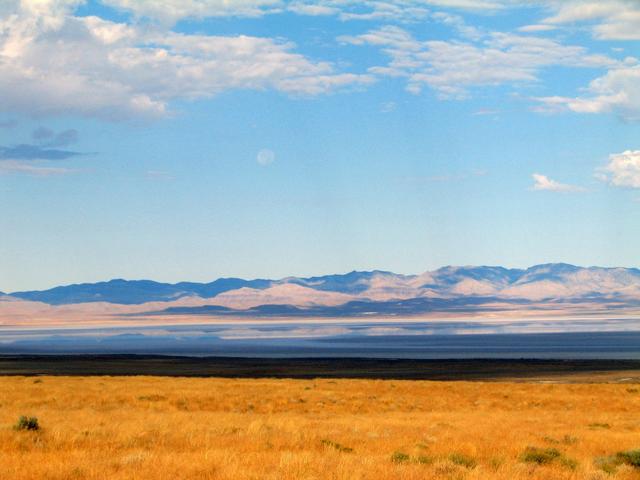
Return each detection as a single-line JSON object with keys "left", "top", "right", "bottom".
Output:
{"left": 1, "top": 0, "right": 640, "bottom": 291}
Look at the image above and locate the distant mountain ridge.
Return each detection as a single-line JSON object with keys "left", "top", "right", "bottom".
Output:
{"left": 10, "top": 278, "right": 271, "bottom": 305}
{"left": 6, "top": 264, "right": 640, "bottom": 317}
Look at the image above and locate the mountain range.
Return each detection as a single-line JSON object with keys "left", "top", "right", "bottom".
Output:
{"left": 2, "top": 264, "right": 640, "bottom": 319}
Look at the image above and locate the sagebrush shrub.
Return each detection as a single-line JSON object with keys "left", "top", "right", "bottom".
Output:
{"left": 14, "top": 416, "right": 39, "bottom": 431}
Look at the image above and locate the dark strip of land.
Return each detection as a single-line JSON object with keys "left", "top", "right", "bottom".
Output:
{"left": 0, "top": 355, "right": 640, "bottom": 382}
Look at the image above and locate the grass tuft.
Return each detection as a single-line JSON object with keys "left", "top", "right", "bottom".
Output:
{"left": 391, "top": 452, "right": 410, "bottom": 464}
{"left": 321, "top": 439, "right": 353, "bottom": 453}
{"left": 589, "top": 423, "right": 611, "bottom": 429}
{"left": 449, "top": 453, "right": 476, "bottom": 469}
{"left": 415, "top": 455, "right": 433, "bottom": 465}
{"left": 559, "top": 456, "right": 578, "bottom": 470}
{"left": 138, "top": 395, "right": 167, "bottom": 402}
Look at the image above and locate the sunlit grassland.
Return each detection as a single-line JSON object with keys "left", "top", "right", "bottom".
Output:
{"left": 1, "top": 376, "right": 639, "bottom": 479}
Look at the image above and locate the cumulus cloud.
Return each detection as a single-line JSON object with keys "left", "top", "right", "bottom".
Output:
{"left": 536, "top": 64, "right": 640, "bottom": 121}
{"left": 341, "top": 26, "right": 618, "bottom": 98}
{"left": 0, "top": 1, "right": 372, "bottom": 120}
{"left": 2, "top": 0, "right": 636, "bottom": 122}
{"left": 531, "top": 173, "right": 584, "bottom": 193}
{"left": 528, "top": 3, "right": 640, "bottom": 120}
{"left": 598, "top": 150, "right": 640, "bottom": 189}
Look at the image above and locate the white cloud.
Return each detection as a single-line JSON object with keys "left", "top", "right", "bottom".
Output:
{"left": 102, "top": 0, "right": 507, "bottom": 23}
{"left": 542, "top": 1, "right": 640, "bottom": 41}
{"left": 517, "top": 24, "right": 556, "bottom": 33}
{"left": 103, "top": 0, "right": 283, "bottom": 23}
{"left": 0, "top": 1, "right": 372, "bottom": 120}
{"left": 598, "top": 150, "right": 640, "bottom": 189}
{"left": 257, "top": 149, "right": 275, "bottom": 166}
{"left": 536, "top": 64, "right": 640, "bottom": 121}
{"left": 3, "top": 0, "right": 636, "bottom": 121}
{"left": 287, "top": 3, "right": 339, "bottom": 16}
{"left": 472, "top": 108, "right": 499, "bottom": 116}
{"left": 531, "top": 173, "right": 584, "bottom": 193}
{"left": 97, "top": 0, "right": 640, "bottom": 35}
{"left": 430, "top": 11, "right": 482, "bottom": 40}
{"left": 341, "top": 26, "right": 619, "bottom": 98}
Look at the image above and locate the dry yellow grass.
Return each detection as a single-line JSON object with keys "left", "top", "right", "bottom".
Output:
{"left": 1, "top": 376, "right": 639, "bottom": 479}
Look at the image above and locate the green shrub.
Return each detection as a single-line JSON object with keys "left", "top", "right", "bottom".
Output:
{"left": 616, "top": 450, "right": 640, "bottom": 468}
{"left": 14, "top": 416, "right": 39, "bottom": 431}
{"left": 521, "top": 447, "right": 561, "bottom": 465}
{"left": 391, "top": 451, "right": 410, "bottom": 464}
{"left": 449, "top": 453, "right": 476, "bottom": 469}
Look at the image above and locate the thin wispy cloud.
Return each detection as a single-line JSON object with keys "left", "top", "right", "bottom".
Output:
{"left": 517, "top": 24, "right": 556, "bottom": 33}
{"left": 0, "top": 144, "right": 82, "bottom": 161}
{"left": 32, "top": 128, "right": 79, "bottom": 148}
{"left": 472, "top": 108, "right": 500, "bottom": 116}
{"left": 146, "top": 170, "right": 175, "bottom": 181}
{"left": 0, "top": 160, "right": 76, "bottom": 177}
{"left": 380, "top": 101, "right": 397, "bottom": 113}
{"left": 400, "top": 169, "right": 487, "bottom": 184}
{"left": 0, "top": 126, "right": 84, "bottom": 177}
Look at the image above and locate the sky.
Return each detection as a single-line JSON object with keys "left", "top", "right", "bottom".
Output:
{"left": 1, "top": 0, "right": 640, "bottom": 292}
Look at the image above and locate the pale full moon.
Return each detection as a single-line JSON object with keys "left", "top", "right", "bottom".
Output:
{"left": 256, "top": 149, "right": 275, "bottom": 166}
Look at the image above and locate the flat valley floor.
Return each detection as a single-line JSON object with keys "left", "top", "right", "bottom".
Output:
{"left": 1, "top": 374, "right": 640, "bottom": 479}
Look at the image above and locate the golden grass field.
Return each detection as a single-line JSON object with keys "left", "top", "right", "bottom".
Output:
{"left": 1, "top": 376, "right": 639, "bottom": 480}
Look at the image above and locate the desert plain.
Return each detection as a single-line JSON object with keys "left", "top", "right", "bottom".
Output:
{"left": 1, "top": 374, "right": 640, "bottom": 480}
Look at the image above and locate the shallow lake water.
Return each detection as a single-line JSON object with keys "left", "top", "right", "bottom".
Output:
{"left": 1, "top": 317, "right": 640, "bottom": 358}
